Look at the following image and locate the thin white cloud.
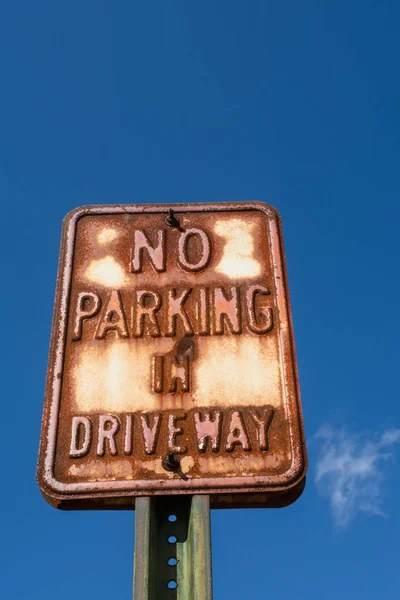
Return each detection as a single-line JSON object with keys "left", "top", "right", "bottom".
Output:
{"left": 314, "top": 426, "right": 400, "bottom": 528}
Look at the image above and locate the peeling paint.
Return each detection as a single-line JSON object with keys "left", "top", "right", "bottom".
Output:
{"left": 84, "top": 255, "right": 127, "bottom": 287}
{"left": 68, "top": 459, "right": 133, "bottom": 480}
{"left": 72, "top": 338, "right": 175, "bottom": 412}
{"left": 71, "top": 335, "right": 282, "bottom": 412}
{"left": 214, "top": 218, "right": 261, "bottom": 278}
{"left": 197, "top": 453, "right": 287, "bottom": 475}
{"left": 193, "top": 336, "right": 282, "bottom": 408}
{"left": 97, "top": 227, "right": 119, "bottom": 245}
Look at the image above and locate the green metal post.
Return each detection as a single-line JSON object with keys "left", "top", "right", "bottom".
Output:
{"left": 133, "top": 495, "right": 213, "bottom": 599}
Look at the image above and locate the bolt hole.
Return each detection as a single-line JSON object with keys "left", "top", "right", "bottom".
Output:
{"left": 168, "top": 580, "right": 178, "bottom": 589}
{"left": 168, "top": 558, "right": 177, "bottom": 566}
{"left": 168, "top": 535, "right": 177, "bottom": 544}
{"left": 168, "top": 514, "right": 177, "bottom": 522}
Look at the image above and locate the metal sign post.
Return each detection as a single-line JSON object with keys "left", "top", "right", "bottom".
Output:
{"left": 134, "top": 495, "right": 212, "bottom": 599}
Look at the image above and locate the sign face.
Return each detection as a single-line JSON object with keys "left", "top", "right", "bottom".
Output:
{"left": 37, "top": 202, "right": 307, "bottom": 509}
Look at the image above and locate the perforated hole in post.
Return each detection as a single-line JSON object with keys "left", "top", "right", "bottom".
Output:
{"left": 168, "top": 580, "right": 178, "bottom": 590}
{"left": 168, "top": 514, "right": 177, "bottom": 522}
{"left": 168, "top": 558, "right": 177, "bottom": 566}
{"left": 168, "top": 535, "right": 177, "bottom": 544}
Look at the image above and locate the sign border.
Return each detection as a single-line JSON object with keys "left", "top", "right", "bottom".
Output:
{"left": 37, "top": 201, "right": 307, "bottom": 504}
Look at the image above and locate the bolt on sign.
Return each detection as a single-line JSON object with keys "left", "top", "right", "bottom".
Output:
{"left": 37, "top": 202, "right": 307, "bottom": 509}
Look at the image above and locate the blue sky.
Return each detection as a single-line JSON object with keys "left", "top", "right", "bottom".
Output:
{"left": 1, "top": 2, "right": 400, "bottom": 598}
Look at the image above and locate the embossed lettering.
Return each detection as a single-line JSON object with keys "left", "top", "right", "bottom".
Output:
{"left": 70, "top": 416, "right": 92, "bottom": 457}
{"left": 133, "top": 290, "right": 161, "bottom": 337}
{"left": 194, "top": 411, "right": 222, "bottom": 452}
{"left": 131, "top": 230, "right": 166, "bottom": 273}
{"left": 73, "top": 292, "right": 101, "bottom": 341}
{"left": 197, "top": 288, "right": 210, "bottom": 335}
{"left": 140, "top": 413, "right": 162, "bottom": 454}
{"left": 249, "top": 407, "right": 274, "bottom": 451}
{"left": 67, "top": 408, "right": 276, "bottom": 460}
{"left": 213, "top": 287, "right": 241, "bottom": 334}
{"left": 225, "top": 411, "right": 251, "bottom": 452}
{"left": 95, "top": 290, "right": 129, "bottom": 339}
{"left": 168, "top": 413, "right": 187, "bottom": 453}
{"left": 124, "top": 415, "right": 133, "bottom": 455}
{"left": 178, "top": 228, "right": 211, "bottom": 272}
{"left": 168, "top": 356, "right": 190, "bottom": 393}
{"left": 166, "top": 288, "right": 193, "bottom": 336}
{"left": 246, "top": 285, "right": 273, "bottom": 334}
{"left": 152, "top": 355, "right": 164, "bottom": 393}
{"left": 96, "top": 415, "right": 120, "bottom": 456}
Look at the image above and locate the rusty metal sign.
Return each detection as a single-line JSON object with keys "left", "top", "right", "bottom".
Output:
{"left": 37, "top": 202, "right": 307, "bottom": 509}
